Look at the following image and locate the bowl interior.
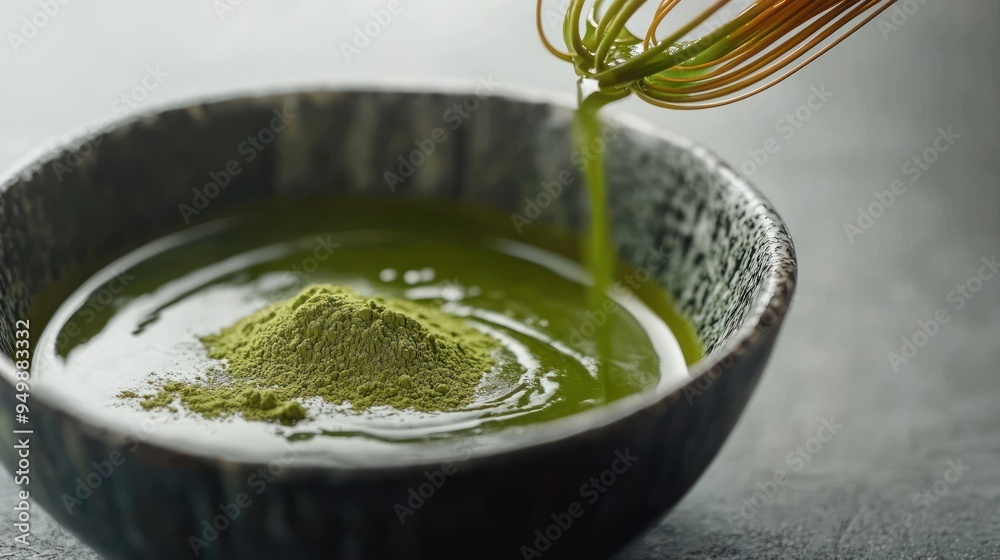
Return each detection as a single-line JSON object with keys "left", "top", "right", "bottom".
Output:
{"left": 0, "top": 86, "right": 795, "bottom": 460}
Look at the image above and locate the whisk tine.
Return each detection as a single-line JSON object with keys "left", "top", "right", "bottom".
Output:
{"left": 537, "top": 0, "right": 898, "bottom": 109}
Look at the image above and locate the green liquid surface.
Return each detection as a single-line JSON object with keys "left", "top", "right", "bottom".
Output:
{"left": 31, "top": 199, "right": 699, "bottom": 457}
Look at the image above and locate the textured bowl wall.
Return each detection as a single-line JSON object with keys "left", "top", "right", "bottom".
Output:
{"left": 0, "top": 88, "right": 795, "bottom": 560}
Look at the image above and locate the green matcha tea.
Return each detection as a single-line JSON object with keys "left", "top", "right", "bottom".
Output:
{"left": 141, "top": 284, "right": 504, "bottom": 423}
{"left": 31, "top": 199, "right": 699, "bottom": 449}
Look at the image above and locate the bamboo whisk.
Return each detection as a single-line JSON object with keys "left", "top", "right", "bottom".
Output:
{"left": 538, "top": 0, "right": 898, "bottom": 109}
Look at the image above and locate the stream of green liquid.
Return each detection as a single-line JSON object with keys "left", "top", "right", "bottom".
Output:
{"left": 575, "top": 90, "right": 631, "bottom": 402}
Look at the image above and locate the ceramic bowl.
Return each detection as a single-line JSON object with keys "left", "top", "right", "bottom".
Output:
{"left": 0, "top": 85, "right": 796, "bottom": 559}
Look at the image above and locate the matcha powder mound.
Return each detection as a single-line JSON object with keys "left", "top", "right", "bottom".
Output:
{"left": 137, "top": 285, "right": 501, "bottom": 424}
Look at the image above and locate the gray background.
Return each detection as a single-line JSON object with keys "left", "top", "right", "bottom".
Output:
{"left": 1, "top": 1, "right": 998, "bottom": 558}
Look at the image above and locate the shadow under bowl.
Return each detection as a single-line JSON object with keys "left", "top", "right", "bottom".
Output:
{"left": 0, "top": 85, "right": 796, "bottom": 560}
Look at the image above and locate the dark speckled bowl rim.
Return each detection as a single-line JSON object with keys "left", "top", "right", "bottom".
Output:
{"left": 0, "top": 80, "right": 796, "bottom": 469}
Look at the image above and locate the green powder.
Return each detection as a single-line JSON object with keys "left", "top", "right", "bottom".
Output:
{"left": 134, "top": 285, "right": 500, "bottom": 424}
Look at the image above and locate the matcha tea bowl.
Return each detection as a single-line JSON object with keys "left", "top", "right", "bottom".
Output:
{"left": 0, "top": 85, "right": 795, "bottom": 560}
